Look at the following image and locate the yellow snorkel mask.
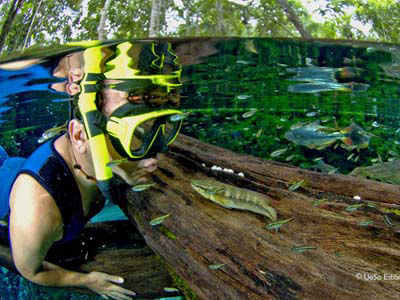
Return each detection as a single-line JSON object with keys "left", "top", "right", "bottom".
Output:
{"left": 76, "top": 41, "right": 183, "bottom": 202}
{"left": 104, "top": 103, "right": 184, "bottom": 159}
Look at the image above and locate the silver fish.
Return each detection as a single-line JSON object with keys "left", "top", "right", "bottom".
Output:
{"left": 266, "top": 218, "right": 293, "bottom": 230}
{"left": 291, "top": 246, "right": 317, "bottom": 253}
{"left": 149, "top": 214, "right": 171, "bottom": 226}
{"left": 106, "top": 158, "right": 129, "bottom": 167}
{"left": 169, "top": 112, "right": 191, "bottom": 122}
{"left": 208, "top": 263, "right": 226, "bottom": 270}
{"left": 132, "top": 182, "right": 157, "bottom": 192}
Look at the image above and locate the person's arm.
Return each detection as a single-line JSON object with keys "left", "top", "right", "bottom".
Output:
{"left": 9, "top": 174, "right": 135, "bottom": 299}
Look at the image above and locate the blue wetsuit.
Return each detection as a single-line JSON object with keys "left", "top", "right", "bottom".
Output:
{"left": 0, "top": 138, "right": 86, "bottom": 245}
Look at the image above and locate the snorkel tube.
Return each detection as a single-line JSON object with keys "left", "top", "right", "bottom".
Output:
{"left": 78, "top": 45, "right": 119, "bottom": 203}
{"left": 77, "top": 41, "right": 183, "bottom": 203}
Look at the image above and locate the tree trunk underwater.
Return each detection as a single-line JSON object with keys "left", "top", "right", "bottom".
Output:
{"left": 0, "top": 220, "right": 178, "bottom": 299}
{"left": 122, "top": 133, "right": 400, "bottom": 300}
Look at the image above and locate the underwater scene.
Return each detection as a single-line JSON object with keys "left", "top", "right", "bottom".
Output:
{"left": 1, "top": 38, "right": 400, "bottom": 299}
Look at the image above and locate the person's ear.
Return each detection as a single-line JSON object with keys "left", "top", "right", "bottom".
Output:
{"left": 69, "top": 119, "right": 88, "bottom": 154}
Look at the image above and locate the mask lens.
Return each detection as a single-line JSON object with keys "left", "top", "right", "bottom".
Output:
{"left": 130, "top": 118, "right": 156, "bottom": 151}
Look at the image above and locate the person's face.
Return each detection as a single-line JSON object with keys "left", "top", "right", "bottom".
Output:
{"left": 101, "top": 85, "right": 159, "bottom": 185}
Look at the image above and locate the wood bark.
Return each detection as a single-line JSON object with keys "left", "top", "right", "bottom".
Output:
{"left": 276, "top": 0, "right": 312, "bottom": 38}
{"left": 98, "top": 0, "right": 112, "bottom": 40}
{"left": 0, "top": 0, "right": 25, "bottom": 53}
{"left": 122, "top": 133, "right": 400, "bottom": 300}
{"left": 0, "top": 220, "right": 178, "bottom": 299}
{"left": 149, "top": 0, "right": 161, "bottom": 37}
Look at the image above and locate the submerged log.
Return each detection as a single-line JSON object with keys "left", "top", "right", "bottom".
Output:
{"left": 0, "top": 220, "right": 177, "bottom": 299}
{"left": 124, "top": 134, "right": 400, "bottom": 300}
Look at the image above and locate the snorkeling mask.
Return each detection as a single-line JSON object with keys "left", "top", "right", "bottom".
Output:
{"left": 77, "top": 41, "right": 183, "bottom": 203}
{"left": 99, "top": 103, "right": 184, "bottom": 160}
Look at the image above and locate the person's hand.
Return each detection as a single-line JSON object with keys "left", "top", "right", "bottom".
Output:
{"left": 111, "top": 157, "right": 158, "bottom": 186}
{"left": 85, "top": 271, "right": 136, "bottom": 300}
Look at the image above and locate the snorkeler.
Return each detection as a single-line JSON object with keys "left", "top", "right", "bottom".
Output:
{"left": 0, "top": 41, "right": 183, "bottom": 300}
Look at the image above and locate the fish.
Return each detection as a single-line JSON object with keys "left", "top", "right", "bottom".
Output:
{"left": 284, "top": 121, "right": 371, "bottom": 150}
{"left": 236, "top": 94, "right": 252, "bottom": 100}
{"left": 132, "top": 182, "right": 157, "bottom": 192}
{"left": 288, "top": 180, "right": 305, "bottom": 191}
{"left": 163, "top": 287, "right": 179, "bottom": 293}
{"left": 291, "top": 246, "right": 317, "bottom": 253}
{"left": 169, "top": 112, "right": 191, "bottom": 122}
{"left": 287, "top": 82, "right": 351, "bottom": 94}
{"left": 38, "top": 121, "right": 68, "bottom": 143}
{"left": 208, "top": 263, "right": 226, "bottom": 270}
{"left": 345, "top": 203, "right": 364, "bottom": 212}
{"left": 266, "top": 218, "right": 293, "bottom": 231}
{"left": 149, "top": 214, "right": 171, "bottom": 226}
{"left": 256, "top": 128, "right": 263, "bottom": 138}
{"left": 359, "top": 220, "right": 374, "bottom": 227}
{"left": 271, "top": 148, "right": 287, "bottom": 157}
{"left": 191, "top": 179, "right": 277, "bottom": 221}
{"left": 242, "top": 109, "right": 257, "bottom": 118}
{"left": 106, "top": 158, "right": 129, "bottom": 167}
{"left": 308, "top": 160, "right": 340, "bottom": 174}
{"left": 312, "top": 198, "right": 328, "bottom": 207}
{"left": 383, "top": 214, "right": 395, "bottom": 226}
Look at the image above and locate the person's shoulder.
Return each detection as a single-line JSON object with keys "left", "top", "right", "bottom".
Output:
{"left": 10, "top": 174, "right": 63, "bottom": 230}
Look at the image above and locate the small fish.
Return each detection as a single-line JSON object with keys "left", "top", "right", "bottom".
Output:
{"left": 208, "top": 263, "right": 226, "bottom": 270}
{"left": 132, "top": 182, "right": 157, "bottom": 192}
{"left": 372, "top": 121, "right": 380, "bottom": 128}
{"left": 388, "top": 150, "right": 399, "bottom": 157}
{"left": 359, "top": 220, "right": 374, "bottom": 227}
{"left": 242, "top": 109, "right": 258, "bottom": 118}
{"left": 0, "top": 220, "right": 7, "bottom": 226}
{"left": 236, "top": 94, "right": 252, "bottom": 100}
{"left": 313, "top": 157, "right": 324, "bottom": 162}
{"left": 38, "top": 121, "right": 68, "bottom": 143}
{"left": 366, "top": 202, "right": 376, "bottom": 208}
{"left": 266, "top": 218, "right": 293, "bottom": 230}
{"left": 291, "top": 246, "right": 317, "bottom": 253}
{"left": 345, "top": 203, "right": 364, "bottom": 212}
{"left": 164, "top": 287, "right": 179, "bottom": 293}
{"left": 383, "top": 214, "right": 395, "bottom": 226}
{"left": 237, "top": 60, "right": 252, "bottom": 65}
{"left": 288, "top": 179, "right": 305, "bottom": 191}
{"left": 149, "top": 214, "right": 171, "bottom": 226}
{"left": 286, "top": 155, "right": 295, "bottom": 162}
{"left": 271, "top": 148, "right": 287, "bottom": 157}
{"left": 312, "top": 198, "right": 328, "bottom": 207}
{"left": 306, "top": 111, "right": 318, "bottom": 117}
{"left": 347, "top": 153, "right": 355, "bottom": 160}
{"left": 169, "top": 112, "right": 191, "bottom": 122}
{"left": 256, "top": 128, "right": 263, "bottom": 138}
{"left": 106, "top": 158, "right": 129, "bottom": 167}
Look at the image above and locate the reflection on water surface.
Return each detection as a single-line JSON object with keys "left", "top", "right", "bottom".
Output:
{"left": 1, "top": 38, "right": 400, "bottom": 298}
